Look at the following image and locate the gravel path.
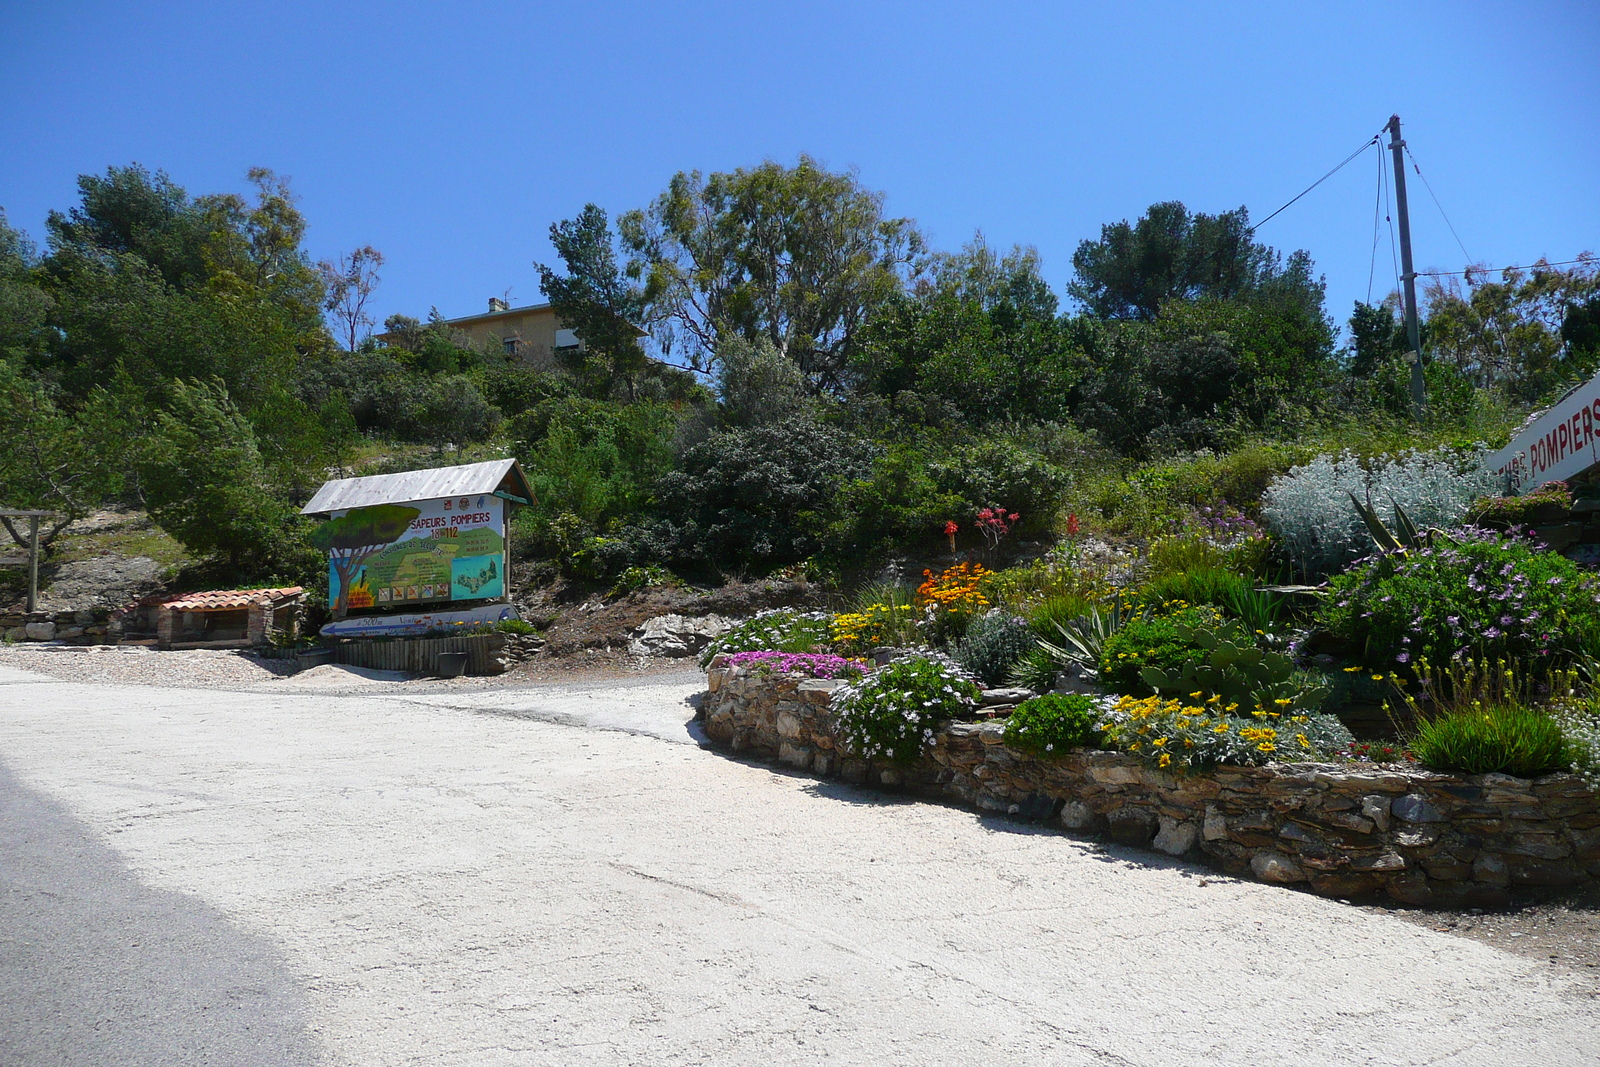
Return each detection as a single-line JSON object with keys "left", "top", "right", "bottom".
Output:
{"left": 0, "top": 645, "right": 298, "bottom": 689}
{"left": 2, "top": 667, "right": 1598, "bottom": 1065}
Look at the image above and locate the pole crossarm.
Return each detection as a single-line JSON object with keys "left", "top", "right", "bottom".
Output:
{"left": 0, "top": 509, "right": 61, "bottom": 613}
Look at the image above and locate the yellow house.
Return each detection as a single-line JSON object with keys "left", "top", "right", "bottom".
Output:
{"left": 428, "top": 298, "right": 647, "bottom": 371}
{"left": 441, "top": 299, "right": 575, "bottom": 371}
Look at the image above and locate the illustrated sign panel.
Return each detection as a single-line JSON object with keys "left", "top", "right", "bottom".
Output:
{"left": 1489, "top": 368, "right": 1600, "bottom": 493}
{"left": 318, "top": 495, "right": 505, "bottom": 614}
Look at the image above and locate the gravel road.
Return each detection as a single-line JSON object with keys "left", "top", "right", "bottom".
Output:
{"left": 2, "top": 659, "right": 1598, "bottom": 1065}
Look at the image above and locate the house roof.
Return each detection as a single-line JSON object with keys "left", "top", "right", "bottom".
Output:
{"left": 300, "top": 459, "right": 534, "bottom": 515}
{"left": 441, "top": 301, "right": 556, "bottom": 329}
{"left": 162, "top": 587, "right": 303, "bottom": 612}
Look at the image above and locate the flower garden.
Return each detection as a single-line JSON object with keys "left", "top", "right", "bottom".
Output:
{"left": 695, "top": 450, "right": 1600, "bottom": 904}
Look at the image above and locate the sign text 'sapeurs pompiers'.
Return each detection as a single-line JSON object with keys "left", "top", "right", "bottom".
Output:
{"left": 1489, "top": 367, "right": 1600, "bottom": 493}
{"left": 311, "top": 495, "right": 506, "bottom": 615}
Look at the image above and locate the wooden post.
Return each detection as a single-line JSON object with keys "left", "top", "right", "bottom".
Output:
{"left": 26, "top": 514, "right": 39, "bottom": 613}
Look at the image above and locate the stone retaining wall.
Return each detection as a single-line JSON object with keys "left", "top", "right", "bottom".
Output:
{"left": 1, "top": 609, "right": 119, "bottom": 644}
{"left": 702, "top": 660, "right": 1600, "bottom": 907}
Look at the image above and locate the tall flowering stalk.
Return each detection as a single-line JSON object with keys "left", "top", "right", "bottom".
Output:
{"left": 975, "top": 506, "right": 1019, "bottom": 552}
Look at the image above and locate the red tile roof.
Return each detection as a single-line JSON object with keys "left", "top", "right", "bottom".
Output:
{"left": 161, "top": 587, "right": 303, "bottom": 612}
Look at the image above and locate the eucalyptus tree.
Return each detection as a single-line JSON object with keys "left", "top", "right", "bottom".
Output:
{"left": 618, "top": 155, "right": 924, "bottom": 392}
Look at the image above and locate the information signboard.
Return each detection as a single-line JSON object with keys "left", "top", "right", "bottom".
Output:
{"left": 315, "top": 494, "right": 506, "bottom": 615}
{"left": 1488, "top": 368, "right": 1600, "bottom": 493}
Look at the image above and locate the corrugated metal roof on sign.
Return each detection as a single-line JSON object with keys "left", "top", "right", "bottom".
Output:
{"left": 300, "top": 459, "right": 533, "bottom": 515}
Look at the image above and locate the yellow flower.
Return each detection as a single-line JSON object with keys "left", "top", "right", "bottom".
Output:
{"left": 1273, "top": 698, "right": 1291, "bottom": 706}
{"left": 1257, "top": 742, "right": 1276, "bottom": 752}
{"left": 1371, "top": 674, "right": 1384, "bottom": 681}
{"left": 1344, "top": 665, "right": 1362, "bottom": 673}
{"left": 1296, "top": 733, "right": 1310, "bottom": 748}
{"left": 1153, "top": 737, "right": 1168, "bottom": 748}
{"left": 1158, "top": 753, "right": 1172, "bottom": 767}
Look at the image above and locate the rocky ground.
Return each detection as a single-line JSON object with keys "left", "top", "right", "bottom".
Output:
{"left": 1, "top": 509, "right": 182, "bottom": 614}
{"left": 1379, "top": 884, "right": 1600, "bottom": 974}
{"left": 511, "top": 573, "right": 826, "bottom": 658}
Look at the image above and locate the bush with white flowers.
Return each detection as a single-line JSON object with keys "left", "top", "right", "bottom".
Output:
{"left": 832, "top": 656, "right": 980, "bottom": 765}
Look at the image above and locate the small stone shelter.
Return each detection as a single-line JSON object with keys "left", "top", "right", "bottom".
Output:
{"left": 155, "top": 587, "right": 303, "bottom": 649}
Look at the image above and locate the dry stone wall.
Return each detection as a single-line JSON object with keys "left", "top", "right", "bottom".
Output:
{"left": 1, "top": 608, "right": 119, "bottom": 644}
{"left": 703, "top": 659, "right": 1600, "bottom": 907}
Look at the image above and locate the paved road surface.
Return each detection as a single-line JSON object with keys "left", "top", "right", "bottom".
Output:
{"left": 1, "top": 660, "right": 1596, "bottom": 1065}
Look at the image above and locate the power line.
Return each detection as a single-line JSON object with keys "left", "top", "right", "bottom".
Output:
{"left": 1366, "top": 144, "right": 1384, "bottom": 304}
{"left": 1382, "top": 146, "right": 1403, "bottom": 302}
{"left": 1404, "top": 145, "right": 1473, "bottom": 265}
{"left": 1250, "top": 131, "right": 1384, "bottom": 233}
{"left": 1416, "top": 258, "right": 1592, "bottom": 278}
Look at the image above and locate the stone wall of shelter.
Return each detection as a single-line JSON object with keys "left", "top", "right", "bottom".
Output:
{"left": 702, "top": 659, "right": 1600, "bottom": 907}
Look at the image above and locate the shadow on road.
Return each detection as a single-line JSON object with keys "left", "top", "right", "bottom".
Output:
{"left": 0, "top": 760, "right": 324, "bottom": 1067}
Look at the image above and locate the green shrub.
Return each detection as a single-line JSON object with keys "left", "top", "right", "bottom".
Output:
{"left": 656, "top": 417, "right": 875, "bottom": 569}
{"left": 1097, "top": 607, "right": 1219, "bottom": 695}
{"left": 1410, "top": 706, "right": 1567, "bottom": 776}
{"left": 1025, "top": 593, "right": 1098, "bottom": 636}
{"left": 1138, "top": 567, "right": 1254, "bottom": 612}
{"left": 1009, "top": 646, "right": 1062, "bottom": 692}
{"left": 494, "top": 619, "right": 539, "bottom": 635}
{"left": 928, "top": 437, "right": 1072, "bottom": 536}
{"left": 1003, "top": 693, "right": 1105, "bottom": 755}
{"left": 1318, "top": 530, "right": 1600, "bottom": 669}
{"left": 611, "top": 563, "right": 674, "bottom": 595}
{"left": 832, "top": 656, "right": 981, "bottom": 764}
{"left": 698, "top": 610, "right": 831, "bottom": 669}
{"left": 955, "top": 611, "right": 1036, "bottom": 686}
{"left": 982, "top": 564, "right": 1092, "bottom": 610}
{"left": 1468, "top": 480, "right": 1572, "bottom": 527}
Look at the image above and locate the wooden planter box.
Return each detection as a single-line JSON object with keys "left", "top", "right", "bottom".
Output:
{"left": 328, "top": 633, "right": 509, "bottom": 676}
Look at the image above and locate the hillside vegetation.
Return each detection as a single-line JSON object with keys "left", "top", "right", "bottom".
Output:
{"left": 2, "top": 159, "right": 1597, "bottom": 611}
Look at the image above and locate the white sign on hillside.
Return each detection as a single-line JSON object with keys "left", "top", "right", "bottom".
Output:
{"left": 1488, "top": 368, "right": 1600, "bottom": 493}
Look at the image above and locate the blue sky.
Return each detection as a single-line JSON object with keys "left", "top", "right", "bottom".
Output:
{"left": 3, "top": 1, "right": 1596, "bottom": 340}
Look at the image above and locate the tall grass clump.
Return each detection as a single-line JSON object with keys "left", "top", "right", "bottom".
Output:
{"left": 1261, "top": 446, "right": 1503, "bottom": 577}
{"left": 1397, "top": 657, "right": 1571, "bottom": 777}
{"left": 1410, "top": 707, "right": 1567, "bottom": 776}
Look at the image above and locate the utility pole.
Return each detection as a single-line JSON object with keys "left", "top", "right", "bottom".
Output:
{"left": 1387, "top": 114, "right": 1427, "bottom": 416}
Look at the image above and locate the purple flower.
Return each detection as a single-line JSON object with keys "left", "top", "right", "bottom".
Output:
{"left": 1484, "top": 627, "right": 1502, "bottom": 639}
{"left": 1396, "top": 652, "right": 1410, "bottom": 663}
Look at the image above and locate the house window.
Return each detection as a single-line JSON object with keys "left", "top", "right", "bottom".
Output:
{"left": 503, "top": 338, "right": 519, "bottom": 356}
{"left": 554, "top": 328, "right": 580, "bottom": 350}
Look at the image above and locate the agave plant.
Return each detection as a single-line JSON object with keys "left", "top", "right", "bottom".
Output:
{"left": 1348, "top": 492, "right": 1457, "bottom": 556}
{"left": 1031, "top": 600, "right": 1149, "bottom": 684}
